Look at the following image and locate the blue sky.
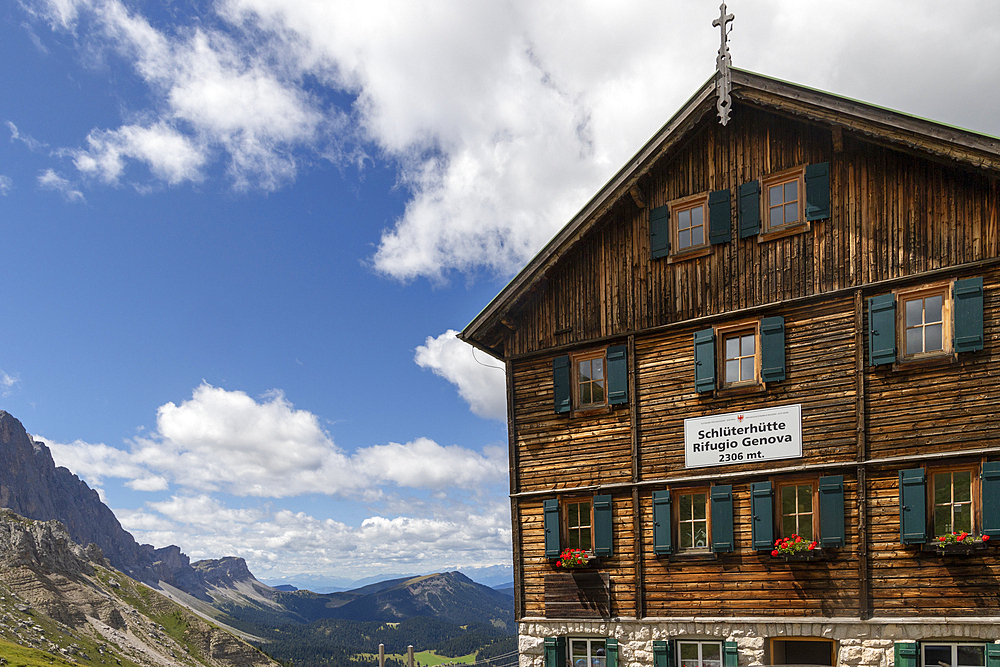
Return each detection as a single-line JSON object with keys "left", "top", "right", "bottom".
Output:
{"left": 2, "top": 0, "right": 999, "bottom": 590}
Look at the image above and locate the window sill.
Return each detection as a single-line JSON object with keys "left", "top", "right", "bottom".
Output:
{"left": 667, "top": 246, "right": 713, "bottom": 264}
{"left": 893, "top": 352, "right": 957, "bottom": 370}
{"left": 572, "top": 405, "right": 612, "bottom": 418}
{"left": 667, "top": 551, "right": 719, "bottom": 562}
{"left": 757, "top": 221, "right": 811, "bottom": 243}
{"left": 712, "top": 382, "right": 767, "bottom": 399}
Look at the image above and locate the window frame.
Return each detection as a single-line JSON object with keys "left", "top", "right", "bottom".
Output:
{"left": 760, "top": 166, "right": 808, "bottom": 237}
{"left": 929, "top": 463, "right": 980, "bottom": 538}
{"left": 776, "top": 478, "right": 819, "bottom": 543}
{"left": 920, "top": 643, "right": 988, "bottom": 667}
{"left": 897, "top": 282, "right": 953, "bottom": 362}
{"left": 677, "top": 640, "right": 724, "bottom": 667}
{"left": 717, "top": 320, "right": 761, "bottom": 390}
{"left": 674, "top": 487, "right": 712, "bottom": 554}
{"left": 563, "top": 497, "right": 595, "bottom": 554}
{"left": 571, "top": 349, "right": 608, "bottom": 411}
{"left": 669, "top": 192, "right": 711, "bottom": 259}
{"left": 568, "top": 637, "right": 607, "bottom": 667}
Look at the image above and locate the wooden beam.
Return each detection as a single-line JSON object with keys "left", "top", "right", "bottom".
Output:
{"left": 630, "top": 185, "right": 647, "bottom": 209}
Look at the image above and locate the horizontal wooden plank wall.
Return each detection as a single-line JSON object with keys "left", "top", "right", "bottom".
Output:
{"left": 867, "top": 467, "right": 1000, "bottom": 616}
{"left": 865, "top": 267, "right": 1000, "bottom": 459}
{"left": 519, "top": 495, "right": 635, "bottom": 619}
{"left": 502, "top": 106, "right": 999, "bottom": 358}
{"left": 640, "top": 477, "right": 861, "bottom": 617}
{"left": 512, "top": 355, "right": 632, "bottom": 493}
{"left": 637, "top": 294, "right": 858, "bottom": 479}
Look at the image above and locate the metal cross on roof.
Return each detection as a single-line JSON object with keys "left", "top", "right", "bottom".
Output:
{"left": 713, "top": 2, "right": 735, "bottom": 126}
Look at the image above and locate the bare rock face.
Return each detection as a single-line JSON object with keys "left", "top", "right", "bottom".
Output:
{"left": 0, "top": 508, "right": 278, "bottom": 667}
{"left": 0, "top": 411, "right": 208, "bottom": 593}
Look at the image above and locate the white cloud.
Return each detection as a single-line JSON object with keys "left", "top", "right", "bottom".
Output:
{"left": 37, "top": 169, "right": 85, "bottom": 202}
{"left": 22, "top": 1, "right": 1000, "bottom": 279}
{"left": 48, "top": 382, "right": 507, "bottom": 498}
{"left": 0, "top": 370, "right": 19, "bottom": 397}
{"left": 74, "top": 123, "right": 206, "bottom": 185}
{"left": 0, "top": 175, "right": 12, "bottom": 195}
{"left": 116, "top": 493, "right": 511, "bottom": 580}
{"left": 414, "top": 330, "right": 506, "bottom": 421}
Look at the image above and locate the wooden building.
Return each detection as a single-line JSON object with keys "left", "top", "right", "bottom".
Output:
{"left": 459, "top": 70, "right": 1000, "bottom": 667}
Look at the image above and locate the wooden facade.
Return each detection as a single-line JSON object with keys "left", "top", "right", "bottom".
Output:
{"left": 462, "top": 71, "right": 1000, "bottom": 667}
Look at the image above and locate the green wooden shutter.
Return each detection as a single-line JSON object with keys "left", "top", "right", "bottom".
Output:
{"left": 760, "top": 316, "right": 786, "bottom": 383}
{"left": 708, "top": 188, "right": 732, "bottom": 245}
{"left": 805, "top": 162, "right": 831, "bottom": 221}
{"left": 606, "top": 639, "right": 618, "bottom": 667}
{"left": 544, "top": 499, "right": 561, "bottom": 558}
{"left": 545, "top": 637, "right": 566, "bottom": 667}
{"left": 711, "top": 485, "right": 734, "bottom": 552}
{"left": 723, "top": 641, "right": 739, "bottom": 667}
{"left": 751, "top": 482, "right": 774, "bottom": 549}
{"left": 607, "top": 345, "right": 628, "bottom": 406}
{"left": 593, "top": 494, "right": 613, "bottom": 558}
{"left": 653, "top": 490, "right": 673, "bottom": 555}
{"left": 899, "top": 468, "right": 927, "bottom": 545}
{"left": 986, "top": 643, "right": 1000, "bottom": 667}
{"left": 954, "top": 277, "right": 984, "bottom": 353}
{"left": 894, "top": 642, "right": 918, "bottom": 667}
{"left": 694, "top": 328, "right": 716, "bottom": 393}
{"left": 738, "top": 181, "right": 760, "bottom": 238}
{"left": 819, "top": 475, "right": 845, "bottom": 548}
{"left": 869, "top": 294, "right": 897, "bottom": 366}
{"left": 650, "top": 205, "right": 671, "bottom": 259}
{"left": 981, "top": 461, "right": 1000, "bottom": 538}
{"left": 653, "top": 641, "right": 669, "bottom": 667}
{"left": 553, "top": 355, "right": 571, "bottom": 414}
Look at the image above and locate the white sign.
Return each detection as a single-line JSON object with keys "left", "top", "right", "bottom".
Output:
{"left": 684, "top": 404, "right": 802, "bottom": 469}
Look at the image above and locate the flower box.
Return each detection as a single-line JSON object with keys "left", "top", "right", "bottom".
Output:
{"left": 780, "top": 548, "right": 826, "bottom": 562}
{"left": 922, "top": 542, "right": 990, "bottom": 556}
{"left": 553, "top": 548, "right": 595, "bottom": 570}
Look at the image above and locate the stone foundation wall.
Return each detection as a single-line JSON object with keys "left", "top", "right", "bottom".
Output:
{"left": 517, "top": 618, "right": 1000, "bottom": 667}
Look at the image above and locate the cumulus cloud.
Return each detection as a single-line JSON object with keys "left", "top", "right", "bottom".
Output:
{"left": 116, "top": 493, "right": 511, "bottom": 579}
{"left": 21, "top": 1, "right": 1000, "bottom": 279}
{"left": 414, "top": 330, "right": 506, "bottom": 421}
{"left": 37, "top": 169, "right": 85, "bottom": 202}
{"left": 0, "top": 175, "right": 12, "bottom": 195}
{"left": 47, "top": 382, "right": 507, "bottom": 497}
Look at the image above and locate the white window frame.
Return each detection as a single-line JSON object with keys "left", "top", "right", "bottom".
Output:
{"left": 921, "top": 642, "right": 987, "bottom": 667}
{"left": 569, "top": 638, "right": 607, "bottom": 667}
{"left": 678, "top": 640, "right": 723, "bottom": 667}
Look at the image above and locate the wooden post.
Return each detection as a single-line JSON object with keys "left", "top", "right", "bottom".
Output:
{"left": 379, "top": 644, "right": 385, "bottom": 667}
{"left": 408, "top": 645, "right": 415, "bottom": 667}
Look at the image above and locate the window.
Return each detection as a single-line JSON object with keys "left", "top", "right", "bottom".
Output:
{"left": 544, "top": 495, "right": 614, "bottom": 559}
{"left": 670, "top": 193, "right": 709, "bottom": 254}
{"left": 694, "top": 317, "right": 785, "bottom": 394}
{"left": 931, "top": 467, "right": 976, "bottom": 536}
{"left": 574, "top": 352, "right": 606, "bottom": 409}
{"left": 569, "top": 638, "right": 606, "bottom": 667}
{"left": 921, "top": 643, "right": 987, "bottom": 667}
{"left": 553, "top": 345, "right": 627, "bottom": 414}
{"left": 869, "top": 277, "right": 983, "bottom": 367}
{"left": 779, "top": 481, "right": 816, "bottom": 541}
{"left": 723, "top": 329, "right": 757, "bottom": 385}
{"left": 899, "top": 462, "right": 1000, "bottom": 545}
{"left": 679, "top": 641, "right": 722, "bottom": 667}
{"left": 900, "top": 285, "right": 950, "bottom": 359}
{"left": 770, "top": 639, "right": 834, "bottom": 666}
{"left": 565, "top": 499, "right": 593, "bottom": 552}
{"left": 761, "top": 167, "right": 805, "bottom": 233}
{"left": 676, "top": 489, "right": 710, "bottom": 552}
{"left": 752, "top": 477, "right": 845, "bottom": 550}
{"left": 766, "top": 177, "right": 801, "bottom": 229}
